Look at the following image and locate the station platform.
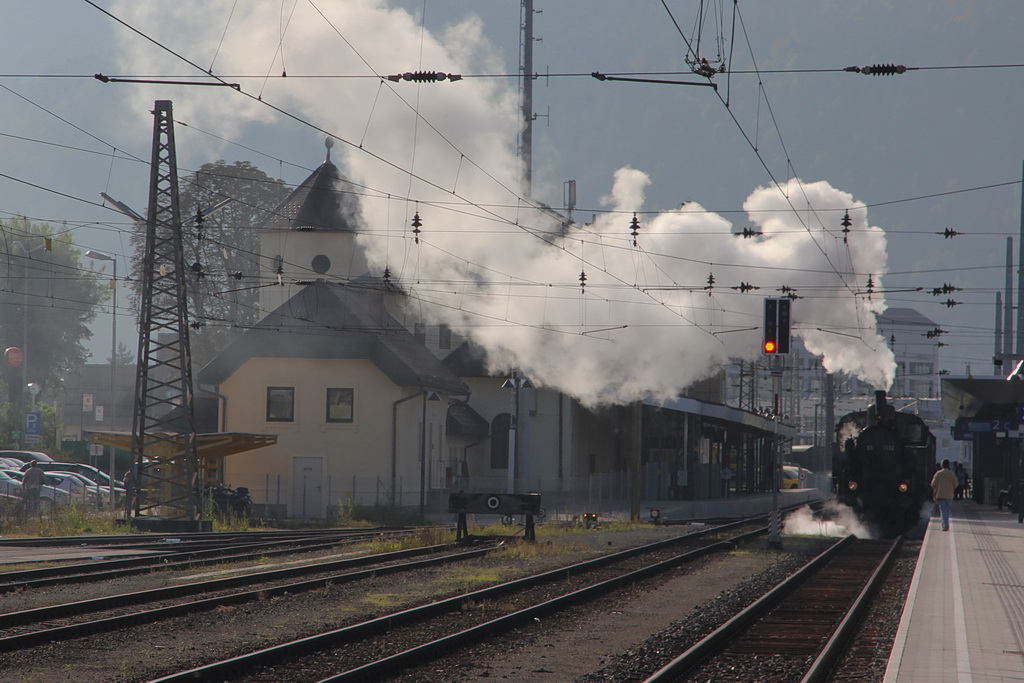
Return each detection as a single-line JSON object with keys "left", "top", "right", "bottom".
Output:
{"left": 647, "top": 487, "right": 824, "bottom": 522}
{"left": 884, "top": 500, "right": 1024, "bottom": 682}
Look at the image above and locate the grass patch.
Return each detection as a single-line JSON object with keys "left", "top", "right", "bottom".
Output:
{"left": 359, "top": 592, "right": 407, "bottom": 610}
{"left": 355, "top": 526, "right": 455, "bottom": 554}
{"left": 335, "top": 500, "right": 428, "bottom": 527}
{"left": 2, "top": 504, "right": 127, "bottom": 538}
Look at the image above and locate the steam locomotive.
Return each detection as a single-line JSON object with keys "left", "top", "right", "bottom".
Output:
{"left": 834, "top": 391, "right": 935, "bottom": 536}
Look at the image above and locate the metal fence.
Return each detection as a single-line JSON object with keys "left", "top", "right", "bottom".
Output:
{"left": 239, "top": 467, "right": 833, "bottom": 521}
{"left": 241, "top": 470, "right": 639, "bottom": 521}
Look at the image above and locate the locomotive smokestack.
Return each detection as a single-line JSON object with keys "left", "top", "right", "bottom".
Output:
{"left": 868, "top": 390, "right": 888, "bottom": 427}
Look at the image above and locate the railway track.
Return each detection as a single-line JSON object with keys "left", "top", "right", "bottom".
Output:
{"left": 644, "top": 535, "right": 902, "bottom": 682}
{"left": 143, "top": 521, "right": 767, "bottom": 682}
{"left": 0, "top": 540, "right": 495, "bottom": 651}
{"left": 0, "top": 527, "right": 429, "bottom": 592}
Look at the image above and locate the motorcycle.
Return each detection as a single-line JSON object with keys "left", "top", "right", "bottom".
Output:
{"left": 207, "top": 483, "right": 255, "bottom": 519}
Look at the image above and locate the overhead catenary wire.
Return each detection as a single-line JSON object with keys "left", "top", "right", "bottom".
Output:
{"left": 0, "top": 2, "right": 1007, "bottom": 368}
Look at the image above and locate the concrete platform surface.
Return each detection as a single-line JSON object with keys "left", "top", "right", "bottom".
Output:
{"left": 885, "top": 500, "right": 1024, "bottom": 683}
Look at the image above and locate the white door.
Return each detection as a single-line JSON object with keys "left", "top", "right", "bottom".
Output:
{"left": 291, "top": 457, "right": 323, "bottom": 519}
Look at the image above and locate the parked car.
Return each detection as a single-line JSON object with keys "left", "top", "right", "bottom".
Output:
{"left": 0, "top": 458, "right": 25, "bottom": 469}
{"left": 0, "top": 470, "right": 24, "bottom": 497}
{"left": 0, "top": 450, "right": 54, "bottom": 463}
{"left": 20, "top": 461, "right": 116, "bottom": 489}
{"left": 40, "top": 472, "right": 102, "bottom": 507}
{"left": 50, "top": 470, "right": 123, "bottom": 508}
{"left": 1, "top": 470, "right": 72, "bottom": 506}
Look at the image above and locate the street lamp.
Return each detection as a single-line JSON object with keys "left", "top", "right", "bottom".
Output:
{"left": 85, "top": 250, "right": 118, "bottom": 511}
{"left": 420, "top": 391, "right": 441, "bottom": 515}
{"left": 501, "top": 372, "right": 532, "bottom": 494}
{"left": 13, "top": 240, "right": 49, "bottom": 448}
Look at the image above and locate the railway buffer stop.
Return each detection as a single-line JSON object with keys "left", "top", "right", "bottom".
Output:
{"left": 449, "top": 492, "right": 542, "bottom": 542}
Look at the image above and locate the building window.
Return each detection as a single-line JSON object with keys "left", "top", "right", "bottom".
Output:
{"left": 439, "top": 323, "right": 452, "bottom": 350}
{"left": 326, "top": 388, "right": 354, "bottom": 423}
{"left": 414, "top": 323, "right": 426, "bottom": 345}
{"left": 490, "top": 413, "right": 512, "bottom": 469}
{"left": 311, "top": 254, "right": 331, "bottom": 274}
{"left": 908, "top": 361, "right": 933, "bottom": 376}
{"left": 908, "top": 379, "right": 934, "bottom": 398}
{"left": 266, "top": 387, "right": 294, "bottom": 422}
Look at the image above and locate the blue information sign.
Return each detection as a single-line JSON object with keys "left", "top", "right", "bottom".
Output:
{"left": 24, "top": 411, "right": 40, "bottom": 436}
{"left": 952, "top": 416, "right": 1019, "bottom": 440}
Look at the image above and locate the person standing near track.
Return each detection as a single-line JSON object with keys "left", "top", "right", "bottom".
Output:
{"left": 21, "top": 461, "right": 45, "bottom": 517}
{"left": 931, "top": 459, "right": 959, "bottom": 531}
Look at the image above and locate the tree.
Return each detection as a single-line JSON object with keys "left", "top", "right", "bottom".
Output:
{"left": 0, "top": 217, "right": 107, "bottom": 445}
{"left": 129, "top": 160, "right": 289, "bottom": 367}
{"left": 107, "top": 341, "right": 136, "bottom": 367}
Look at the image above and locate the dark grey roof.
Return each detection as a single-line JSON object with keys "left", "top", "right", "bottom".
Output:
{"left": 876, "top": 307, "right": 937, "bottom": 328}
{"left": 198, "top": 281, "right": 469, "bottom": 395}
{"left": 260, "top": 159, "right": 363, "bottom": 232}
{"left": 447, "top": 401, "right": 490, "bottom": 437}
{"left": 442, "top": 340, "right": 492, "bottom": 377}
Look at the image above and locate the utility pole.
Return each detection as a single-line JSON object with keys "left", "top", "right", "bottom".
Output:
{"left": 519, "top": 0, "right": 536, "bottom": 195}
{"left": 130, "top": 100, "right": 201, "bottom": 528}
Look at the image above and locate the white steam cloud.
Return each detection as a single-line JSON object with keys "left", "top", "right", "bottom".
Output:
{"left": 784, "top": 502, "right": 873, "bottom": 539}
{"left": 111, "top": 0, "right": 895, "bottom": 407}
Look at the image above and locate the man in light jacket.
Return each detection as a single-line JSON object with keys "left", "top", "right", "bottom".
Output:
{"left": 21, "top": 461, "right": 45, "bottom": 517}
{"left": 931, "top": 459, "right": 959, "bottom": 531}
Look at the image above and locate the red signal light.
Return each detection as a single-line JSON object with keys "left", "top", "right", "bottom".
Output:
{"left": 763, "top": 340, "right": 777, "bottom": 354}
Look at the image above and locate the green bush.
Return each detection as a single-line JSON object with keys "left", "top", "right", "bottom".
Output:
{"left": 335, "top": 500, "right": 427, "bottom": 526}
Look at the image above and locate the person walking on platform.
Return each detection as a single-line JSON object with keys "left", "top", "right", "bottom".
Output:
{"left": 931, "top": 459, "right": 959, "bottom": 531}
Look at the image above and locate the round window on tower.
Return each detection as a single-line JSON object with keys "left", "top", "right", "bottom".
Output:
{"left": 311, "top": 254, "right": 331, "bottom": 274}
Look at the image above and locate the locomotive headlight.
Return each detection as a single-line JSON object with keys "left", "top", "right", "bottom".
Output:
{"left": 898, "top": 482, "right": 909, "bottom": 493}
{"left": 847, "top": 481, "right": 858, "bottom": 491}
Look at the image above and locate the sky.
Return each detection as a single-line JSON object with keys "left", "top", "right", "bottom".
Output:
{"left": 2, "top": 1, "right": 1023, "bottom": 406}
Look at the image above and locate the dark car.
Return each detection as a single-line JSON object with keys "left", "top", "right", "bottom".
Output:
{"left": 0, "top": 450, "right": 54, "bottom": 464}
{"left": 19, "top": 461, "right": 115, "bottom": 488}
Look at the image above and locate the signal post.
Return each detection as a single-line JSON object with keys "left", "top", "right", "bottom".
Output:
{"left": 763, "top": 297, "right": 791, "bottom": 548}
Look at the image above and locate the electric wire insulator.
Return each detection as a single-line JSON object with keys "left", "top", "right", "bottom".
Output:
{"left": 387, "top": 71, "right": 463, "bottom": 83}
{"left": 411, "top": 212, "right": 422, "bottom": 244}
{"left": 847, "top": 64, "right": 907, "bottom": 76}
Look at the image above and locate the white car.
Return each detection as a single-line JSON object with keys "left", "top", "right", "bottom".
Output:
{"left": 49, "top": 471, "right": 121, "bottom": 508}
{"left": 2, "top": 469, "right": 73, "bottom": 507}
{"left": 0, "top": 470, "right": 23, "bottom": 497}
{"left": 41, "top": 472, "right": 104, "bottom": 507}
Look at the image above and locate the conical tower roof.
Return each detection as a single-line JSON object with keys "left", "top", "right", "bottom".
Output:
{"left": 260, "top": 140, "right": 363, "bottom": 232}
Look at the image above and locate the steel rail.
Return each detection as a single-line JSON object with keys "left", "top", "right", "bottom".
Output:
{"left": 0, "top": 543, "right": 496, "bottom": 652}
{"left": 643, "top": 535, "right": 898, "bottom": 682}
{"left": 801, "top": 536, "right": 904, "bottom": 683}
{"left": 0, "top": 541, "right": 474, "bottom": 634}
{"left": 0, "top": 526, "right": 402, "bottom": 548}
{"left": 147, "top": 524, "right": 765, "bottom": 683}
{"left": 0, "top": 529, "right": 422, "bottom": 592}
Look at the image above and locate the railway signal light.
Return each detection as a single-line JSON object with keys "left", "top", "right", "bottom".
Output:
{"left": 762, "top": 297, "right": 791, "bottom": 355}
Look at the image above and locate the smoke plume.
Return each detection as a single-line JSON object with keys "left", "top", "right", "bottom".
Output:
{"left": 111, "top": 0, "right": 895, "bottom": 406}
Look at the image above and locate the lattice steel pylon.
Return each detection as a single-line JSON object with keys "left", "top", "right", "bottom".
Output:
{"left": 129, "top": 100, "right": 200, "bottom": 523}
